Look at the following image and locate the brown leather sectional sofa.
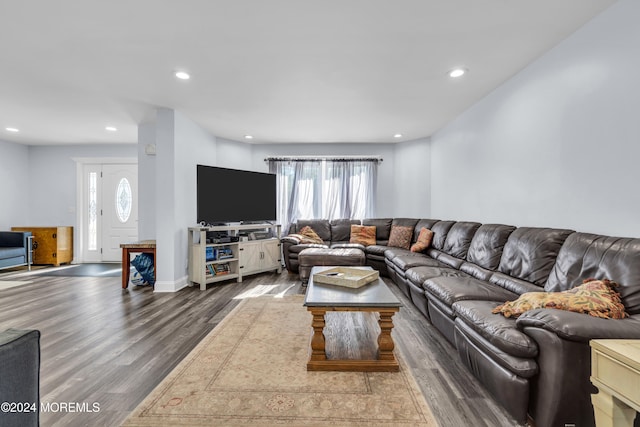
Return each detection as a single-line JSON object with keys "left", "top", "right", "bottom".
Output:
{"left": 282, "top": 218, "right": 640, "bottom": 427}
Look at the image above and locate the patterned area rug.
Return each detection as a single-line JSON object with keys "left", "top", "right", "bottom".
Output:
{"left": 123, "top": 295, "right": 437, "bottom": 426}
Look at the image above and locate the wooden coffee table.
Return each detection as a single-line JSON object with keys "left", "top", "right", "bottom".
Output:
{"left": 303, "top": 266, "right": 402, "bottom": 372}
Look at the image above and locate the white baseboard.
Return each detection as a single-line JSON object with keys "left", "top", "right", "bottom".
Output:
{"left": 153, "top": 275, "right": 189, "bottom": 293}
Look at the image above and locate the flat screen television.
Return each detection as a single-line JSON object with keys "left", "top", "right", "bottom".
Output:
{"left": 197, "top": 164, "right": 277, "bottom": 224}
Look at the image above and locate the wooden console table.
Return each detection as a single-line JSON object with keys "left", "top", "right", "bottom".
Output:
{"left": 120, "top": 240, "right": 156, "bottom": 289}
{"left": 591, "top": 339, "right": 640, "bottom": 427}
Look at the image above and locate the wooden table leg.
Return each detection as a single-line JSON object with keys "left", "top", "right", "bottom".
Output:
{"left": 122, "top": 248, "right": 129, "bottom": 289}
{"left": 377, "top": 310, "right": 397, "bottom": 361}
{"left": 309, "top": 308, "right": 327, "bottom": 362}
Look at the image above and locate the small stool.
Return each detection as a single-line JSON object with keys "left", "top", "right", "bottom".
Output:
{"left": 298, "top": 247, "right": 366, "bottom": 284}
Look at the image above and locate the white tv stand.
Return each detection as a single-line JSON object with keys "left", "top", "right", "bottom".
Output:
{"left": 188, "top": 223, "right": 282, "bottom": 290}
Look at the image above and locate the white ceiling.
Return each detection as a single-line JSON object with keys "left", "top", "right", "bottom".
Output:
{"left": 0, "top": 0, "right": 616, "bottom": 146}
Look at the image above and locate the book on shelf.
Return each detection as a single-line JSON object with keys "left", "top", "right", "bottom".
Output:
{"left": 206, "top": 263, "right": 232, "bottom": 276}
{"left": 206, "top": 246, "right": 233, "bottom": 261}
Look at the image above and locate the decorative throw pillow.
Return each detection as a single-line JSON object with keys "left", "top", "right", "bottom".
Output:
{"left": 349, "top": 225, "right": 377, "bottom": 246}
{"left": 411, "top": 227, "right": 434, "bottom": 253}
{"left": 286, "top": 233, "right": 322, "bottom": 245}
{"left": 298, "top": 226, "right": 324, "bottom": 244}
{"left": 388, "top": 225, "right": 413, "bottom": 250}
{"left": 492, "top": 278, "right": 628, "bottom": 319}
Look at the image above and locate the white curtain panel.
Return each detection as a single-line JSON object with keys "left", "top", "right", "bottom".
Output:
{"left": 268, "top": 158, "right": 377, "bottom": 233}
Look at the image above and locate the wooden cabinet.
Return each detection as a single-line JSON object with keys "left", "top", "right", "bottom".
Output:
{"left": 11, "top": 226, "right": 73, "bottom": 266}
{"left": 239, "top": 239, "right": 281, "bottom": 276}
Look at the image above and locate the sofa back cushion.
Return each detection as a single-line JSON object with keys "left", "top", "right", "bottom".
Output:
{"left": 330, "top": 219, "right": 360, "bottom": 243}
{"left": 441, "top": 221, "right": 481, "bottom": 259}
{"left": 466, "top": 224, "right": 517, "bottom": 270}
{"left": 545, "top": 232, "right": 640, "bottom": 295}
{"left": 412, "top": 219, "right": 440, "bottom": 243}
{"left": 429, "top": 220, "right": 456, "bottom": 250}
{"left": 363, "top": 218, "right": 392, "bottom": 245}
{"left": 391, "top": 218, "right": 419, "bottom": 226}
{"left": 294, "top": 220, "right": 331, "bottom": 243}
{"left": 498, "top": 227, "right": 574, "bottom": 286}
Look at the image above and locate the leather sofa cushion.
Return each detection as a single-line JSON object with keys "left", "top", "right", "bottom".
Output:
{"left": 441, "top": 222, "right": 481, "bottom": 259}
{"left": 331, "top": 219, "right": 360, "bottom": 242}
{"left": 545, "top": 232, "right": 640, "bottom": 293}
{"left": 288, "top": 243, "right": 329, "bottom": 256}
{"left": 424, "top": 276, "right": 519, "bottom": 307}
{"left": 425, "top": 248, "right": 443, "bottom": 259}
{"left": 489, "top": 272, "right": 542, "bottom": 295}
{"left": 331, "top": 242, "right": 365, "bottom": 250}
{"left": 430, "top": 220, "right": 455, "bottom": 250}
{"left": 466, "top": 224, "right": 516, "bottom": 270}
{"left": 454, "top": 317, "right": 539, "bottom": 377}
{"left": 436, "top": 253, "right": 465, "bottom": 269}
{"left": 295, "top": 220, "right": 332, "bottom": 242}
{"left": 453, "top": 300, "right": 539, "bottom": 359}
{"left": 365, "top": 245, "right": 388, "bottom": 261}
{"left": 391, "top": 217, "right": 420, "bottom": 230}
{"left": 363, "top": 218, "right": 392, "bottom": 242}
{"left": 406, "top": 266, "right": 469, "bottom": 286}
{"left": 392, "top": 254, "right": 441, "bottom": 271}
{"left": 498, "top": 227, "right": 574, "bottom": 286}
{"left": 459, "top": 262, "right": 494, "bottom": 281}
{"left": 382, "top": 247, "right": 411, "bottom": 261}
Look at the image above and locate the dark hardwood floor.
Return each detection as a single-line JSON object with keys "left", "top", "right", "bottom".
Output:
{"left": 0, "top": 267, "right": 521, "bottom": 426}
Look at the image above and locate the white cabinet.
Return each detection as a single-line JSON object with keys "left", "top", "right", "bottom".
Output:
{"left": 239, "top": 239, "right": 282, "bottom": 276}
{"left": 188, "top": 223, "right": 281, "bottom": 290}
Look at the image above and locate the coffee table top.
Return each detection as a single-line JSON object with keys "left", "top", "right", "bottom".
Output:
{"left": 304, "top": 266, "right": 402, "bottom": 308}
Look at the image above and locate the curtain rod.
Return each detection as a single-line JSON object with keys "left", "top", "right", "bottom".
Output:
{"left": 264, "top": 155, "right": 383, "bottom": 162}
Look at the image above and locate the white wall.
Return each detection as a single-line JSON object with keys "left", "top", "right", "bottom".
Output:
{"left": 250, "top": 143, "right": 397, "bottom": 217}
{"left": 430, "top": 0, "right": 640, "bottom": 237}
{"left": 150, "top": 108, "right": 217, "bottom": 291}
{"left": 216, "top": 137, "right": 253, "bottom": 170}
{"left": 137, "top": 122, "right": 157, "bottom": 240}
{"left": 26, "top": 144, "right": 137, "bottom": 226}
{"left": 393, "top": 138, "right": 431, "bottom": 218}
{"left": 0, "top": 140, "right": 29, "bottom": 229}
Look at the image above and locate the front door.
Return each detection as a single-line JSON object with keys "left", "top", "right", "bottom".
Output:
{"left": 82, "top": 163, "right": 138, "bottom": 262}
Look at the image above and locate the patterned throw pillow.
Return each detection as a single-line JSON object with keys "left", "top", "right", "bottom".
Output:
{"left": 298, "top": 226, "right": 324, "bottom": 244}
{"left": 388, "top": 225, "right": 413, "bottom": 250}
{"left": 349, "top": 225, "right": 377, "bottom": 246}
{"left": 492, "top": 279, "right": 628, "bottom": 319}
{"left": 410, "top": 227, "right": 434, "bottom": 253}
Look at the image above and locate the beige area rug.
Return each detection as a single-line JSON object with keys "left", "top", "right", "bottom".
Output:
{"left": 123, "top": 295, "right": 437, "bottom": 426}
{"left": 0, "top": 280, "right": 33, "bottom": 290}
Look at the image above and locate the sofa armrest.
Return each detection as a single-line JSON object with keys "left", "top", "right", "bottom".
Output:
{"left": 516, "top": 309, "right": 640, "bottom": 343}
{"left": 0, "top": 329, "right": 40, "bottom": 427}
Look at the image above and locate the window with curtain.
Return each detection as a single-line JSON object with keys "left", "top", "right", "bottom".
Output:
{"left": 267, "top": 157, "right": 378, "bottom": 233}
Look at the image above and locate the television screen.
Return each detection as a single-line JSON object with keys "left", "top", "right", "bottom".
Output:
{"left": 197, "top": 165, "right": 277, "bottom": 224}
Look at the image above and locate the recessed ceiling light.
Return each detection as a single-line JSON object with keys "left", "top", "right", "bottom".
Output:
{"left": 448, "top": 68, "right": 467, "bottom": 78}
{"left": 244, "top": 135, "right": 253, "bottom": 140}
{"left": 6, "top": 127, "right": 19, "bottom": 132}
{"left": 105, "top": 126, "right": 117, "bottom": 132}
{"left": 175, "top": 71, "right": 190, "bottom": 80}
{"left": 393, "top": 134, "right": 403, "bottom": 138}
